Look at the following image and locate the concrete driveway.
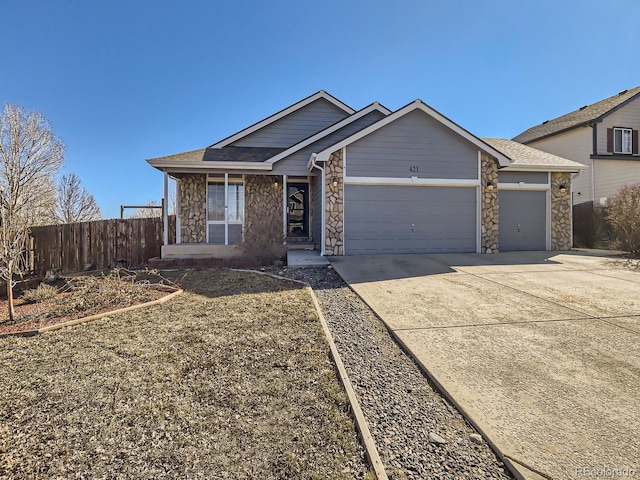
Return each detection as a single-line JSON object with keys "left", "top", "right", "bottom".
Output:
{"left": 330, "top": 251, "right": 640, "bottom": 480}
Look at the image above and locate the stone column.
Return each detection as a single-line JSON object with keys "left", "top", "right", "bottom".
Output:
{"left": 325, "top": 150, "right": 344, "bottom": 256}
{"left": 177, "top": 174, "right": 206, "bottom": 243}
{"left": 481, "top": 153, "right": 499, "bottom": 253}
{"left": 243, "top": 175, "right": 285, "bottom": 257}
{"left": 551, "top": 172, "right": 572, "bottom": 250}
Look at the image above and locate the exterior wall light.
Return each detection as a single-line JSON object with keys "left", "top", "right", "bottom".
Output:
{"left": 558, "top": 184, "right": 567, "bottom": 193}
{"left": 274, "top": 179, "right": 279, "bottom": 188}
{"left": 486, "top": 181, "right": 494, "bottom": 191}
{"left": 332, "top": 177, "right": 338, "bottom": 187}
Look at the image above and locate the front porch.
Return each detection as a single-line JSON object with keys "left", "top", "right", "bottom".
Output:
{"left": 160, "top": 172, "right": 323, "bottom": 262}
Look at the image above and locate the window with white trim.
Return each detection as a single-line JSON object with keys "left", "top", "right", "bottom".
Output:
{"left": 207, "top": 177, "right": 244, "bottom": 244}
{"left": 614, "top": 127, "right": 633, "bottom": 154}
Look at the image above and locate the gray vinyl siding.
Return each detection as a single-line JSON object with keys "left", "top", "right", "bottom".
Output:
{"left": 270, "top": 110, "right": 387, "bottom": 176}
{"left": 498, "top": 190, "right": 546, "bottom": 251}
{"left": 498, "top": 171, "right": 548, "bottom": 183}
{"left": 344, "top": 185, "right": 476, "bottom": 254}
{"left": 311, "top": 174, "right": 323, "bottom": 245}
{"left": 346, "top": 110, "right": 478, "bottom": 179}
{"left": 231, "top": 99, "right": 350, "bottom": 148}
{"left": 208, "top": 224, "right": 242, "bottom": 244}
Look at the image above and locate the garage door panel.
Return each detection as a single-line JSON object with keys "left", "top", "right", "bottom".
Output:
{"left": 344, "top": 185, "right": 477, "bottom": 254}
{"left": 498, "top": 190, "right": 547, "bottom": 251}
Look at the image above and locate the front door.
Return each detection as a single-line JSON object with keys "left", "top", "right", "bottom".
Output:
{"left": 287, "top": 183, "right": 309, "bottom": 238}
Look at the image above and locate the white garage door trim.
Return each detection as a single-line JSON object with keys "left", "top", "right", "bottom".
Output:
{"left": 340, "top": 150, "right": 483, "bottom": 254}
{"left": 497, "top": 176, "right": 551, "bottom": 251}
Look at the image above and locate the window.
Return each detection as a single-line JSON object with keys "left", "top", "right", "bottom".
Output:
{"left": 614, "top": 128, "right": 633, "bottom": 154}
{"left": 207, "top": 181, "right": 244, "bottom": 223}
{"left": 207, "top": 178, "right": 244, "bottom": 245}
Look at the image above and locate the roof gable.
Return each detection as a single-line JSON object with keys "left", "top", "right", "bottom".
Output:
{"left": 513, "top": 86, "right": 640, "bottom": 144}
{"left": 314, "top": 99, "right": 511, "bottom": 167}
{"left": 210, "top": 91, "right": 355, "bottom": 149}
{"left": 266, "top": 102, "right": 390, "bottom": 164}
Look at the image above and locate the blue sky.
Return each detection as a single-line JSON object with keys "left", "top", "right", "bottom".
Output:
{"left": 2, "top": 0, "right": 639, "bottom": 219}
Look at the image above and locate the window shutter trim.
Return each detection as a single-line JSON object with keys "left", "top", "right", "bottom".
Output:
{"left": 633, "top": 129, "right": 639, "bottom": 155}
{"left": 606, "top": 128, "right": 613, "bottom": 153}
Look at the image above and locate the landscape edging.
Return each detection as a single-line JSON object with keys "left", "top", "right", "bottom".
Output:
{"left": 234, "top": 268, "right": 388, "bottom": 480}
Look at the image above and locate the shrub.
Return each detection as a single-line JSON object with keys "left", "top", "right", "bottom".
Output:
{"left": 21, "top": 283, "right": 58, "bottom": 303}
{"left": 606, "top": 184, "right": 640, "bottom": 257}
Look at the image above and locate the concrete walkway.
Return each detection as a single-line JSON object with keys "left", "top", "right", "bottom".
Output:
{"left": 331, "top": 251, "right": 640, "bottom": 480}
{"left": 287, "top": 249, "right": 330, "bottom": 268}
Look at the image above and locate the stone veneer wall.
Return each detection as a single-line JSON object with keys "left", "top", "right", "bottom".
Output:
{"left": 244, "top": 175, "right": 284, "bottom": 249}
{"left": 178, "top": 174, "right": 206, "bottom": 243}
{"left": 325, "top": 150, "right": 344, "bottom": 255}
{"left": 481, "top": 153, "right": 500, "bottom": 253}
{"left": 551, "top": 171, "right": 572, "bottom": 250}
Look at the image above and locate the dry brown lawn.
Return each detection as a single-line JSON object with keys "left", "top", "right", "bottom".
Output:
{"left": 0, "top": 269, "right": 369, "bottom": 479}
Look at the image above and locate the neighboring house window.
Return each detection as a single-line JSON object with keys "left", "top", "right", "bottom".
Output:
{"left": 607, "top": 127, "right": 638, "bottom": 154}
{"left": 614, "top": 128, "right": 632, "bottom": 154}
{"left": 207, "top": 177, "right": 244, "bottom": 244}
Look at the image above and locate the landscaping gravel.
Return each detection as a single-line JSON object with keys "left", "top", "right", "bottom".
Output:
{"left": 265, "top": 266, "right": 513, "bottom": 480}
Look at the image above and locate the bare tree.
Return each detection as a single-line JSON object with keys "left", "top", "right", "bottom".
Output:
{"left": 55, "top": 173, "right": 102, "bottom": 223}
{"left": 129, "top": 200, "right": 163, "bottom": 218}
{"left": 30, "top": 176, "right": 57, "bottom": 226}
{"left": 0, "top": 104, "right": 64, "bottom": 321}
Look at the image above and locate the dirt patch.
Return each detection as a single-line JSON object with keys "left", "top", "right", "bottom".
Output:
{"left": 0, "top": 269, "right": 370, "bottom": 479}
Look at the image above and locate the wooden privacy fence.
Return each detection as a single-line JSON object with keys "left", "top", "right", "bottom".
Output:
{"left": 30, "top": 216, "right": 176, "bottom": 274}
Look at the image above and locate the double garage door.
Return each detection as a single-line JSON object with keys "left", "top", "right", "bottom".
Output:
{"left": 344, "top": 185, "right": 477, "bottom": 254}
{"left": 343, "top": 185, "right": 548, "bottom": 254}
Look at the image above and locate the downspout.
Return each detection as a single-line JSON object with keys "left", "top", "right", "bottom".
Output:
{"left": 309, "top": 153, "right": 326, "bottom": 256}
{"left": 591, "top": 123, "right": 597, "bottom": 204}
{"left": 282, "top": 175, "right": 288, "bottom": 244}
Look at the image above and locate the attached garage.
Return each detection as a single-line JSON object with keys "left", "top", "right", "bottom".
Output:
{"left": 313, "top": 106, "right": 583, "bottom": 257}
{"left": 344, "top": 185, "right": 477, "bottom": 254}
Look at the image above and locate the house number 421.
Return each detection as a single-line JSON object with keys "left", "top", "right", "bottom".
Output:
{"left": 409, "top": 166, "right": 419, "bottom": 173}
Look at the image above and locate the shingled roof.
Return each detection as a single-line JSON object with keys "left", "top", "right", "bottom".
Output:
{"left": 482, "top": 138, "right": 584, "bottom": 172}
{"left": 513, "top": 86, "right": 640, "bottom": 144}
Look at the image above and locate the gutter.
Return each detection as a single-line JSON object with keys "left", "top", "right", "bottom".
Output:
{"left": 146, "top": 159, "right": 273, "bottom": 171}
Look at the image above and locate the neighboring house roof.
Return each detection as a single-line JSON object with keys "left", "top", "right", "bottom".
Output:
{"left": 482, "top": 138, "right": 584, "bottom": 172}
{"left": 313, "top": 99, "right": 513, "bottom": 167}
{"left": 513, "top": 86, "right": 640, "bottom": 144}
{"left": 209, "top": 90, "right": 355, "bottom": 149}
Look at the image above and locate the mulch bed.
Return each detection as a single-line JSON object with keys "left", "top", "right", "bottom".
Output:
{"left": 0, "top": 271, "right": 174, "bottom": 335}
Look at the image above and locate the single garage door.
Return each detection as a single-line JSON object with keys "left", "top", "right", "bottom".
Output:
{"left": 498, "top": 190, "right": 547, "bottom": 251}
{"left": 344, "top": 185, "right": 477, "bottom": 254}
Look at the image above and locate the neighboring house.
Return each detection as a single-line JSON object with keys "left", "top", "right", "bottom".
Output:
{"left": 513, "top": 86, "right": 640, "bottom": 207}
{"left": 147, "top": 91, "right": 582, "bottom": 259}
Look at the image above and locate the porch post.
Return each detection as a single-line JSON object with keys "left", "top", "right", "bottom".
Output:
{"left": 163, "top": 170, "right": 169, "bottom": 246}
{"left": 282, "top": 175, "right": 287, "bottom": 243}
